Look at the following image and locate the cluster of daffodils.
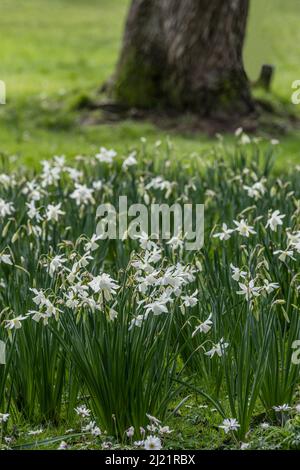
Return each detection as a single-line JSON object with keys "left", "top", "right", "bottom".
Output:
{"left": 1, "top": 141, "right": 300, "bottom": 447}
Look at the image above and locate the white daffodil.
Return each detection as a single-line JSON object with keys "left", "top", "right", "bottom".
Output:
{"left": 136, "top": 271, "right": 159, "bottom": 294}
{"left": 46, "top": 202, "right": 65, "bottom": 222}
{"left": 91, "top": 426, "right": 101, "bottom": 436}
{"left": 66, "top": 167, "right": 83, "bottom": 182}
{"left": 0, "top": 198, "right": 15, "bottom": 218}
{"left": 205, "top": 338, "right": 229, "bottom": 358}
{"left": 134, "top": 231, "right": 157, "bottom": 251}
{"left": 82, "top": 421, "right": 101, "bottom": 436}
{"left": 5, "top": 315, "right": 27, "bottom": 330}
{"left": 192, "top": 313, "right": 213, "bottom": 336}
{"left": 274, "top": 249, "right": 295, "bottom": 262}
{"left": 266, "top": 210, "right": 285, "bottom": 232}
{"left": 233, "top": 219, "right": 256, "bottom": 237}
{"left": 213, "top": 223, "right": 234, "bottom": 241}
{"left": 92, "top": 180, "right": 103, "bottom": 191}
{"left": 109, "top": 308, "right": 118, "bottom": 321}
{"left": 243, "top": 180, "right": 266, "bottom": 200}
{"left": 40, "top": 160, "right": 61, "bottom": 187}
{"left": 263, "top": 280, "right": 279, "bottom": 294}
{"left": 0, "top": 174, "right": 13, "bottom": 188}
{"left": 22, "top": 180, "right": 43, "bottom": 201}
{"left": 95, "top": 147, "right": 117, "bottom": 164}
{"left": 230, "top": 264, "right": 247, "bottom": 282}
{"left": 84, "top": 234, "right": 101, "bottom": 252}
{"left": 166, "top": 234, "right": 184, "bottom": 251}
{"left": 0, "top": 254, "right": 13, "bottom": 265}
{"left": 48, "top": 255, "right": 67, "bottom": 277}
{"left": 122, "top": 152, "right": 137, "bottom": 170}
{"left": 145, "top": 298, "right": 168, "bottom": 316}
{"left": 128, "top": 314, "right": 148, "bottom": 330}
{"left": 30, "top": 288, "right": 47, "bottom": 307}
{"left": 88, "top": 273, "right": 119, "bottom": 300}
{"left": 237, "top": 279, "right": 260, "bottom": 301}
{"left": 0, "top": 413, "right": 10, "bottom": 424}
{"left": 182, "top": 290, "right": 198, "bottom": 308}
{"left": 26, "top": 200, "right": 42, "bottom": 222}
{"left": 70, "top": 184, "right": 94, "bottom": 206}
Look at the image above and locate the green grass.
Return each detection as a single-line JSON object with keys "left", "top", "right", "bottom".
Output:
{"left": 0, "top": 0, "right": 300, "bottom": 167}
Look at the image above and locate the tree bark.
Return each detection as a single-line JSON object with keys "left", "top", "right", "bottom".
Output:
{"left": 110, "top": 0, "right": 255, "bottom": 118}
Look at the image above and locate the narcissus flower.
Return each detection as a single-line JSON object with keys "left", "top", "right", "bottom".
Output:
{"left": 0, "top": 254, "right": 13, "bottom": 265}
{"left": 0, "top": 413, "right": 10, "bottom": 424}
{"left": 205, "top": 338, "right": 229, "bottom": 358}
{"left": 233, "top": 219, "right": 256, "bottom": 237}
{"left": 192, "top": 314, "right": 213, "bottom": 336}
{"left": 230, "top": 264, "right": 247, "bottom": 282}
{"left": 46, "top": 203, "right": 65, "bottom": 222}
{"left": 5, "top": 315, "right": 27, "bottom": 329}
{"left": 213, "top": 223, "right": 234, "bottom": 241}
{"left": 266, "top": 210, "right": 285, "bottom": 232}
{"left": 95, "top": 147, "right": 117, "bottom": 164}
{"left": 88, "top": 273, "right": 119, "bottom": 300}
{"left": 0, "top": 198, "right": 15, "bottom": 218}
{"left": 237, "top": 280, "right": 260, "bottom": 301}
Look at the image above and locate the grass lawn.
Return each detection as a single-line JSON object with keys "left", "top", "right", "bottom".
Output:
{"left": 0, "top": 0, "right": 300, "bottom": 167}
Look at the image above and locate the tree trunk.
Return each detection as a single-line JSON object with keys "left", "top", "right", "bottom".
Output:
{"left": 110, "top": 0, "right": 255, "bottom": 117}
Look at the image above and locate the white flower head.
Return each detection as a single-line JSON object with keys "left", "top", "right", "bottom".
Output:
{"left": 46, "top": 203, "right": 65, "bottom": 222}
{"left": 0, "top": 254, "right": 13, "bottom": 266}
{"left": 122, "top": 152, "right": 137, "bottom": 170}
{"left": 230, "top": 264, "right": 247, "bottom": 282}
{"left": 0, "top": 198, "right": 15, "bottom": 218}
{"left": 266, "top": 210, "right": 285, "bottom": 232}
{"left": 219, "top": 418, "right": 240, "bottom": 433}
{"left": 0, "top": 413, "right": 10, "bottom": 424}
{"left": 237, "top": 279, "right": 261, "bottom": 301}
{"left": 192, "top": 313, "right": 213, "bottom": 336}
{"left": 88, "top": 273, "right": 119, "bottom": 300}
{"left": 5, "top": 315, "right": 27, "bottom": 330}
{"left": 144, "top": 435, "right": 162, "bottom": 450}
{"left": 182, "top": 290, "right": 198, "bottom": 308}
{"left": 75, "top": 405, "right": 91, "bottom": 418}
{"left": 205, "top": 338, "right": 229, "bottom": 358}
{"left": 70, "top": 184, "right": 94, "bottom": 206}
{"left": 213, "top": 223, "right": 234, "bottom": 241}
{"left": 234, "top": 219, "right": 256, "bottom": 237}
{"left": 95, "top": 147, "right": 117, "bottom": 164}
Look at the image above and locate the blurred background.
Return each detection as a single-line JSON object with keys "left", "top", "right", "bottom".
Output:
{"left": 1, "top": 0, "right": 300, "bottom": 166}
